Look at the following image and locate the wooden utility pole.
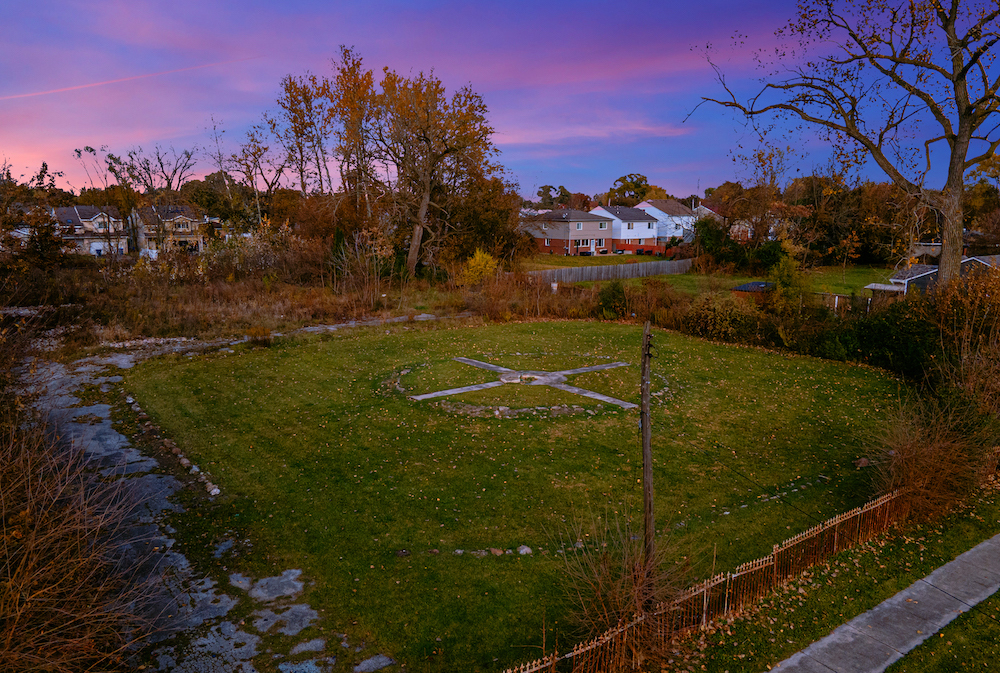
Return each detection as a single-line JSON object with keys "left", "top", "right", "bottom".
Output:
{"left": 640, "top": 321, "right": 655, "bottom": 571}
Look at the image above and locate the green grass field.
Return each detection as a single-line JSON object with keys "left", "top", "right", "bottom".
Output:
{"left": 570, "top": 265, "right": 891, "bottom": 298}
{"left": 521, "top": 253, "right": 666, "bottom": 270}
{"left": 125, "top": 321, "right": 903, "bottom": 671}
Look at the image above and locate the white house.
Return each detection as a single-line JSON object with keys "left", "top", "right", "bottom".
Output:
{"left": 635, "top": 199, "right": 696, "bottom": 243}
{"left": 589, "top": 205, "right": 661, "bottom": 254}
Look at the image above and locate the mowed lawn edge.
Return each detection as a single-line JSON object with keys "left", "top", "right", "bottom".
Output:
{"left": 124, "top": 320, "right": 904, "bottom": 671}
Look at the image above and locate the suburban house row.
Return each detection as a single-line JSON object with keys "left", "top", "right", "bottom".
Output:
{"left": 523, "top": 198, "right": 717, "bottom": 256}
{"left": 43, "top": 204, "right": 214, "bottom": 257}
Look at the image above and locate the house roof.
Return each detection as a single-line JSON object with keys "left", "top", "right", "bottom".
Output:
{"left": 732, "top": 281, "right": 775, "bottom": 293}
{"left": 641, "top": 199, "right": 694, "bottom": 217}
{"left": 138, "top": 204, "right": 201, "bottom": 225}
{"left": 532, "top": 208, "right": 612, "bottom": 223}
{"left": 972, "top": 254, "right": 1000, "bottom": 267}
{"left": 890, "top": 264, "right": 938, "bottom": 282}
{"left": 595, "top": 205, "right": 658, "bottom": 222}
{"left": 53, "top": 205, "right": 121, "bottom": 225}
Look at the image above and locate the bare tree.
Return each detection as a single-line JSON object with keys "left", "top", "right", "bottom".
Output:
{"left": 702, "top": 0, "right": 1000, "bottom": 284}
{"left": 126, "top": 145, "right": 197, "bottom": 194}
{"left": 230, "top": 124, "right": 288, "bottom": 228}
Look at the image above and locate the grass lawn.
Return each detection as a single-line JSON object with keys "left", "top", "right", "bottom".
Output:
{"left": 808, "top": 265, "right": 894, "bottom": 296}
{"left": 521, "top": 253, "right": 667, "bottom": 270}
{"left": 125, "top": 320, "right": 903, "bottom": 671}
{"left": 582, "top": 265, "right": 892, "bottom": 298}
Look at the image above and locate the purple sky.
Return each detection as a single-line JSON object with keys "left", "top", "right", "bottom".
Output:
{"left": 1, "top": 0, "right": 827, "bottom": 199}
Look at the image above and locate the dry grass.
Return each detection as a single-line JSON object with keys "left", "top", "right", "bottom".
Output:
{"left": 1, "top": 289, "right": 151, "bottom": 672}
{"left": 870, "top": 399, "right": 986, "bottom": 521}
{"left": 557, "top": 512, "right": 691, "bottom": 661}
{"left": 0, "top": 418, "right": 151, "bottom": 672}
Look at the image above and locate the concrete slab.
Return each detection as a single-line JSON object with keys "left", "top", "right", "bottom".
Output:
{"left": 250, "top": 569, "right": 303, "bottom": 601}
{"left": 253, "top": 604, "right": 318, "bottom": 636}
{"left": 453, "top": 357, "right": 514, "bottom": 373}
{"left": 850, "top": 583, "right": 963, "bottom": 651}
{"left": 411, "top": 380, "right": 505, "bottom": 401}
{"left": 922, "top": 561, "right": 1000, "bottom": 605}
{"left": 775, "top": 532, "right": 1000, "bottom": 673}
{"left": 773, "top": 651, "right": 837, "bottom": 671}
{"left": 806, "top": 624, "right": 902, "bottom": 672}
{"left": 940, "top": 538, "right": 1000, "bottom": 574}
{"left": 552, "top": 362, "right": 630, "bottom": 375}
{"left": 290, "top": 638, "right": 326, "bottom": 655}
{"left": 548, "top": 383, "right": 637, "bottom": 409}
{"left": 354, "top": 654, "right": 395, "bottom": 672}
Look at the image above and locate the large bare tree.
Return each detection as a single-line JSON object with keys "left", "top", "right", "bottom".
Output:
{"left": 704, "top": 0, "right": 1000, "bottom": 283}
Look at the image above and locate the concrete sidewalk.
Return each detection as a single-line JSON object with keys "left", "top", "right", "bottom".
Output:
{"left": 771, "top": 532, "right": 1000, "bottom": 672}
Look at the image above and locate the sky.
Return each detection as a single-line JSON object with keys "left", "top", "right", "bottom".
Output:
{"left": 0, "top": 0, "right": 835, "bottom": 200}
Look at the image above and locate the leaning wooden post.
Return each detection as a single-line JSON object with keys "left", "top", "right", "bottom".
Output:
{"left": 641, "top": 321, "right": 655, "bottom": 576}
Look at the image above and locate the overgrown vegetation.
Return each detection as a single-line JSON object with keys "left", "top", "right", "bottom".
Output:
{"left": 0, "top": 304, "right": 150, "bottom": 671}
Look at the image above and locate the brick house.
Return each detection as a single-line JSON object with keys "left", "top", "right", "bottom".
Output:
{"left": 524, "top": 209, "right": 614, "bottom": 255}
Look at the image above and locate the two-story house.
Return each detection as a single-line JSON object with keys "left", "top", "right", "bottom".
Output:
{"left": 589, "top": 205, "right": 660, "bottom": 254}
{"left": 137, "top": 205, "right": 208, "bottom": 256}
{"left": 635, "top": 199, "right": 696, "bottom": 243}
{"left": 52, "top": 206, "right": 128, "bottom": 256}
{"left": 525, "top": 209, "right": 615, "bottom": 255}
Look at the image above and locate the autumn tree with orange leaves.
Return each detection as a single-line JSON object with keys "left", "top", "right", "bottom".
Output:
{"left": 704, "top": 0, "right": 1000, "bottom": 285}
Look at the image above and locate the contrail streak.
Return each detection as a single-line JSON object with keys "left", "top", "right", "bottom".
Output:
{"left": 0, "top": 57, "right": 259, "bottom": 101}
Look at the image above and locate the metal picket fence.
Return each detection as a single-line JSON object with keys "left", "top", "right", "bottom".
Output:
{"left": 502, "top": 490, "right": 907, "bottom": 673}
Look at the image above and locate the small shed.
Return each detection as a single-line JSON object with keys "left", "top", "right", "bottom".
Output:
{"left": 883, "top": 257, "right": 992, "bottom": 295}
{"left": 731, "top": 281, "right": 775, "bottom": 305}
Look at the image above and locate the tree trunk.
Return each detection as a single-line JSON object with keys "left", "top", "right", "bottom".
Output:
{"left": 406, "top": 186, "right": 431, "bottom": 276}
{"left": 938, "top": 187, "right": 963, "bottom": 286}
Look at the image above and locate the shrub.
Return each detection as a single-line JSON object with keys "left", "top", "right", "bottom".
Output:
{"left": 767, "top": 255, "right": 814, "bottom": 317}
{"left": 456, "top": 249, "right": 498, "bottom": 287}
{"left": 558, "top": 512, "right": 689, "bottom": 661}
{"left": 849, "top": 297, "right": 940, "bottom": 379}
{"left": 870, "top": 398, "right": 987, "bottom": 521}
{"left": 247, "top": 325, "right": 273, "bottom": 347}
{"left": 684, "top": 292, "right": 768, "bottom": 343}
{"left": 0, "top": 305, "right": 149, "bottom": 671}
{"left": 597, "top": 280, "right": 627, "bottom": 319}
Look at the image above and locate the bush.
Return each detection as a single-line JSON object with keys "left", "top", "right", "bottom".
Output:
{"left": 596, "top": 280, "right": 627, "bottom": 319}
{"left": 870, "top": 398, "right": 988, "bottom": 521}
{"left": 558, "top": 512, "right": 689, "bottom": 659}
{"left": 456, "top": 249, "right": 498, "bottom": 287}
{"left": 849, "top": 297, "right": 940, "bottom": 379}
{"left": 0, "top": 305, "right": 149, "bottom": 671}
{"left": 684, "top": 292, "right": 768, "bottom": 344}
{"left": 767, "top": 255, "right": 814, "bottom": 317}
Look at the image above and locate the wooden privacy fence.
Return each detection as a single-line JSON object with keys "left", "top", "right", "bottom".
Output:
{"left": 527, "top": 258, "right": 693, "bottom": 284}
{"left": 502, "top": 490, "right": 907, "bottom": 673}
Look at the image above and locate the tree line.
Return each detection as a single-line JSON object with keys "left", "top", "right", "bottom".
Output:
{"left": 1, "top": 46, "right": 531, "bottom": 276}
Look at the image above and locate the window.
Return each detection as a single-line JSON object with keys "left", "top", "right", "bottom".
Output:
{"left": 627, "top": 222, "right": 634, "bottom": 230}
{"left": 544, "top": 238, "right": 550, "bottom": 246}
{"left": 599, "top": 222, "right": 607, "bottom": 230}
{"left": 596, "top": 238, "right": 605, "bottom": 247}
{"left": 576, "top": 222, "right": 582, "bottom": 230}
